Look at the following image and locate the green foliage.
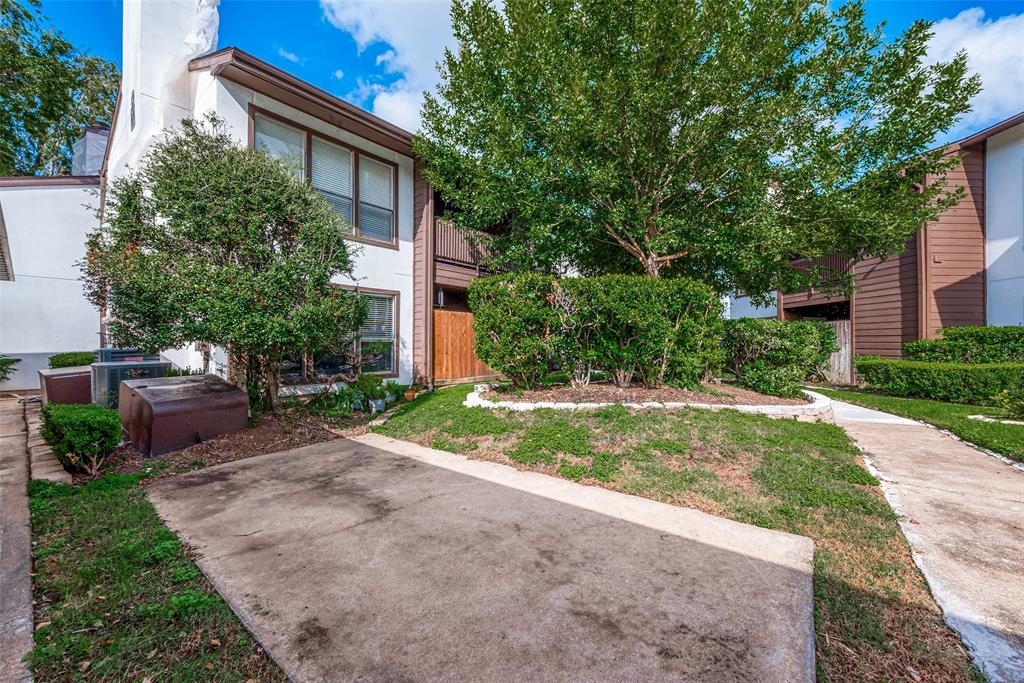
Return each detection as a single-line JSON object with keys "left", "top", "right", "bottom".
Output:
{"left": 48, "top": 351, "right": 94, "bottom": 369}
{"left": 856, "top": 357, "right": 1024, "bottom": 406}
{"left": 1, "top": 0, "right": 118, "bottom": 175}
{"left": 81, "top": 115, "right": 366, "bottom": 412}
{"left": 40, "top": 403, "right": 121, "bottom": 475}
{"left": 903, "top": 325, "right": 1024, "bottom": 364}
{"left": 723, "top": 318, "right": 838, "bottom": 397}
{"left": 468, "top": 272, "right": 556, "bottom": 388}
{"left": 416, "top": 0, "right": 978, "bottom": 290}
{"left": 0, "top": 354, "right": 20, "bottom": 382}
{"left": 992, "top": 388, "right": 1024, "bottom": 420}
{"left": 26, "top": 474, "right": 284, "bottom": 680}
{"left": 469, "top": 273, "right": 722, "bottom": 389}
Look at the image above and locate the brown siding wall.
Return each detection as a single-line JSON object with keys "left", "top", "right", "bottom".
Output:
{"left": 921, "top": 144, "right": 986, "bottom": 337}
{"left": 411, "top": 161, "right": 433, "bottom": 383}
{"left": 852, "top": 238, "right": 919, "bottom": 357}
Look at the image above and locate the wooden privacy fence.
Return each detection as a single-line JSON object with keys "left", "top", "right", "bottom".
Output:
{"left": 433, "top": 309, "right": 498, "bottom": 384}
{"left": 822, "top": 319, "right": 852, "bottom": 384}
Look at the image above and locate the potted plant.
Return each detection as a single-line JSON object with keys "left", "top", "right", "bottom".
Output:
{"left": 367, "top": 385, "right": 387, "bottom": 413}
{"left": 403, "top": 387, "right": 418, "bottom": 401}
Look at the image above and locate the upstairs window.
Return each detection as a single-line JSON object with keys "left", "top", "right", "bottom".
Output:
{"left": 251, "top": 109, "right": 397, "bottom": 245}
{"left": 254, "top": 114, "right": 305, "bottom": 178}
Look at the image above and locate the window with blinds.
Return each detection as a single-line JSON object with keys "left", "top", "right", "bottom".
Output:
{"left": 311, "top": 136, "right": 354, "bottom": 228}
{"left": 359, "top": 292, "right": 395, "bottom": 373}
{"left": 358, "top": 157, "right": 394, "bottom": 242}
{"left": 253, "top": 114, "right": 305, "bottom": 178}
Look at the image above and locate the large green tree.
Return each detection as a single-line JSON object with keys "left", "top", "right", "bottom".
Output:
{"left": 1, "top": 0, "right": 118, "bottom": 175}
{"left": 416, "top": 0, "right": 980, "bottom": 296}
{"left": 82, "top": 115, "right": 366, "bottom": 413}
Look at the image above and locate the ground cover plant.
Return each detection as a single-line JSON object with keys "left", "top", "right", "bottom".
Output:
{"left": 27, "top": 473, "right": 285, "bottom": 681}
{"left": 814, "top": 387, "right": 1024, "bottom": 462}
{"left": 378, "top": 386, "right": 981, "bottom": 681}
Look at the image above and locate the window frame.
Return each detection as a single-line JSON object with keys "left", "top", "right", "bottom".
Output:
{"left": 248, "top": 104, "right": 399, "bottom": 249}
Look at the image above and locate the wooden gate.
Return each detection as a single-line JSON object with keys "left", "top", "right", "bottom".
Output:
{"left": 433, "top": 309, "right": 497, "bottom": 384}
{"left": 823, "top": 320, "right": 852, "bottom": 384}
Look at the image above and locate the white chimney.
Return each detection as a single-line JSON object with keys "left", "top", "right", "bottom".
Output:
{"left": 72, "top": 125, "right": 110, "bottom": 176}
{"left": 107, "top": 0, "right": 220, "bottom": 179}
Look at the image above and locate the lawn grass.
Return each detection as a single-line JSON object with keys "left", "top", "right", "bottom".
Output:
{"left": 814, "top": 386, "right": 1024, "bottom": 463}
{"left": 379, "top": 385, "right": 982, "bottom": 682}
{"left": 27, "top": 470, "right": 285, "bottom": 681}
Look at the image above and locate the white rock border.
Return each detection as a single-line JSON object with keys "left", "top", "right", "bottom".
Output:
{"left": 967, "top": 414, "right": 1024, "bottom": 426}
{"left": 464, "top": 384, "right": 833, "bottom": 422}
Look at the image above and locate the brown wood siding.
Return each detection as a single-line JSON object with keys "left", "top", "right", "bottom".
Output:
{"left": 921, "top": 144, "right": 986, "bottom": 337}
{"left": 434, "top": 261, "right": 480, "bottom": 289}
{"left": 852, "top": 237, "right": 919, "bottom": 357}
{"left": 411, "top": 162, "right": 433, "bottom": 383}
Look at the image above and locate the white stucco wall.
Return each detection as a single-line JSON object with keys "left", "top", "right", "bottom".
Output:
{"left": 986, "top": 123, "right": 1024, "bottom": 326}
{"left": 0, "top": 184, "right": 101, "bottom": 389}
{"left": 727, "top": 293, "right": 778, "bottom": 319}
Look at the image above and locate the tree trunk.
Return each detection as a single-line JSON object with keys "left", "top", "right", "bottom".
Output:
{"left": 643, "top": 256, "right": 661, "bottom": 278}
{"left": 262, "top": 361, "right": 280, "bottom": 415}
{"left": 612, "top": 368, "right": 633, "bottom": 387}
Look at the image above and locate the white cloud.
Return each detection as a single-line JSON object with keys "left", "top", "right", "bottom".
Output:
{"left": 319, "top": 0, "right": 455, "bottom": 131}
{"left": 332, "top": 69, "right": 345, "bottom": 80}
{"left": 926, "top": 8, "right": 1024, "bottom": 135}
{"left": 277, "top": 47, "right": 304, "bottom": 64}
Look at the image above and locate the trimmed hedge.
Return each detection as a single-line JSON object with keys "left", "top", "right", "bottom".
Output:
{"left": 468, "top": 273, "right": 722, "bottom": 389}
{"left": 855, "top": 356, "right": 1024, "bottom": 406}
{"left": 41, "top": 403, "right": 122, "bottom": 475}
{"left": 904, "top": 326, "right": 1024, "bottom": 364}
{"left": 723, "top": 318, "right": 838, "bottom": 397}
{"left": 48, "top": 351, "right": 95, "bottom": 369}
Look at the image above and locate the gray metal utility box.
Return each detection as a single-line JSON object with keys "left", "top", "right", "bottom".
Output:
{"left": 95, "top": 348, "right": 160, "bottom": 363}
{"left": 119, "top": 375, "right": 249, "bottom": 457}
{"left": 92, "top": 360, "right": 170, "bottom": 407}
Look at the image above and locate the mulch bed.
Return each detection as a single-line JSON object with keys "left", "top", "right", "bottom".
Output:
{"left": 481, "top": 381, "right": 808, "bottom": 406}
{"left": 86, "top": 410, "right": 374, "bottom": 484}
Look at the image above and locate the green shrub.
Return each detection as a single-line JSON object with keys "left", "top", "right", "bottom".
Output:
{"left": 554, "top": 275, "right": 722, "bottom": 388}
{"left": 469, "top": 272, "right": 555, "bottom": 389}
{"left": 469, "top": 273, "right": 722, "bottom": 389}
{"left": 855, "top": 357, "right": 1024, "bottom": 405}
{"left": 992, "top": 388, "right": 1024, "bottom": 420}
{"left": 48, "top": 351, "right": 95, "bottom": 369}
{"left": 0, "top": 354, "right": 20, "bottom": 382}
{"left": 40, "top": 403, "right": 122, "bottom": 475}
{"left": 723, "top": 319, "right": 838, "bottom": 397}
{"left": 904, "top": 326, "right": 1024, "bottom": 364}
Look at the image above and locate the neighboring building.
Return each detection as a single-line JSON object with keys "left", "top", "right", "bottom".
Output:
{"left": 729, "top": 111, "right": 1024, "bottom": 362}
{"left": 0, "top": 176, "right": 103, "bottom": 388}
{"left": 1, "top": 0, "right": 495, "bottom": 390}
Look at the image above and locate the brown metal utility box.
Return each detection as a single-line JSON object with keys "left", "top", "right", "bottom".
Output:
{"left": 119, "top": 375, "right": 249, "bottom": 457}
{"left": 38, "top": 366, "right": 92, "bottom": 405}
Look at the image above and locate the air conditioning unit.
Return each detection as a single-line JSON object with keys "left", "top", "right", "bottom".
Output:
{"left": 91, "top": 360, "right": 170, "bottom": 408}
{"left": 95, "top": 348, "right": 161, "bottom": 363}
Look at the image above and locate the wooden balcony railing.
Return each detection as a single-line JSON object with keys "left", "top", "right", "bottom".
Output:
{"left": 434, "top": 219, "right": 491, "bottom": 269}
{"left": 789, "top": 252, "right": 853, "bottom": 287}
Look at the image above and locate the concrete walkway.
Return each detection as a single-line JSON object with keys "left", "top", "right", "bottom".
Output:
{"left": 0, "top": 399, "right": 33, "bottom": 683}
{"left": 150, "top": 434, "right": 816, "bottom": 682}
{"left": 831, "top": 400, "right": 1024, "bottom": 683}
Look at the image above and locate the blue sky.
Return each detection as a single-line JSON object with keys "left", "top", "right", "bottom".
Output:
{"left": 37, "top": 0, "right": 1024, "bottom": 141}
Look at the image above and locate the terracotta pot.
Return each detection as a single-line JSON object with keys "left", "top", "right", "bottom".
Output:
{"left": 404, "top": 390, "right": 417, "bottom": 401}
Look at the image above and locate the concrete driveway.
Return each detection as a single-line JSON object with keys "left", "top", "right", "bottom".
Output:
{"left": 148, "top": 433, "right": 815, "bottom": 682}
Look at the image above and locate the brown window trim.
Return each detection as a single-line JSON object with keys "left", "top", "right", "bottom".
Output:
{"left": 339, "top": 284, "right": 401, "bottom": 379}
{"left": 248, "top": 103, "right": 399, "bottom": 250}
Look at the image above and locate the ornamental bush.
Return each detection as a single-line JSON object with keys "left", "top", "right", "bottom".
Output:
{"left": 469, "top": 273, "right": 721, "bottom": 389}
{"left": 904, "top": 326, "right": 1024, "bottom": 364}
{"left": 0, "top": 354, "right": 20, "bottom": 382}
{"left": 48, "top": 351, "right": 95, "bottom": 369}
{"left": 41, "top": 403, "right": 122, "bottom": 476}
{"left": 468, "top": 272, "right": 555, "bottom": 389}
{"left": 855, "top": 357, "right": 1024, "bottom": 405}
{"left": 723, "top": 319, "right": 838, "bottom": 397}
{"left": 992, "top": 388, "right": 1024, "bottom": 420}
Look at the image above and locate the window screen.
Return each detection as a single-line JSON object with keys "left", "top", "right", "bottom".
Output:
{"left": 358, "top": 157, "right": 394, "bottom": 242}
{"left": 254, "top": 114, "right": 305, "bottom": 177}
{"left": 311, "top": 137, "right": 354, "bottom": 226}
